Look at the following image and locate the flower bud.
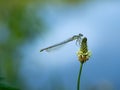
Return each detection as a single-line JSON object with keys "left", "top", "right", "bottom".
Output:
{"left": 77, "top": 37, "right": 91, "bottom": 63}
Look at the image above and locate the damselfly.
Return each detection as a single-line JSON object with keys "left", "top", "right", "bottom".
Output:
{"left": 40, "top": 33, "right": 83, "bottom": 52}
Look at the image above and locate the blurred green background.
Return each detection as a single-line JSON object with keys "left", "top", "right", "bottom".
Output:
{"left": 0, "top": 0, "right": 84, "bottom": 90}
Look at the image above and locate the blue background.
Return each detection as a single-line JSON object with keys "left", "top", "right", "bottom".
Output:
{"left": 20, "top": 1, "right": 120, "bottom": 90}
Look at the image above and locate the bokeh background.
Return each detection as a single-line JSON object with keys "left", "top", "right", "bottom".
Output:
{"left": 0, "top": 0, "right": 120, "bottom": 90}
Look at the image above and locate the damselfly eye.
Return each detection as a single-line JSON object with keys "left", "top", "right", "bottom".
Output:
{"left": 79, "top": 33, "right": 83, "bottom": 37}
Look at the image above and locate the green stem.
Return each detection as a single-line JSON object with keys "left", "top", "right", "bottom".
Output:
{"left": 77, "top": 62, "right": 83, "bottom": 90}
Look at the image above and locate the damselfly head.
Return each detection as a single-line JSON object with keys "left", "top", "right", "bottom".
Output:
{"left": 78, "top": 33, "right": 83, "bottom": 37}
{"left": 72, "top": 33, "right": 83, "bottom": 40}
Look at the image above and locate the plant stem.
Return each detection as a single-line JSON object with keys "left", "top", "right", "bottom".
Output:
{"left": 77, "top": 62, "right": 83, "bottom": 90}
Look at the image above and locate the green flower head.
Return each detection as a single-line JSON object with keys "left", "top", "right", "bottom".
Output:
{"left": 77, "top": 37, "right": 91, "bottom": 63}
